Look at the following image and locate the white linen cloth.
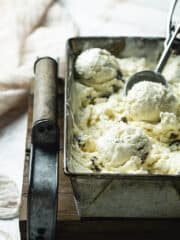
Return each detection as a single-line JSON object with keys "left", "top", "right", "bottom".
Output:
{"left": 0, "top": 0, "right": 179, "bottom": 239}
{"left": 0, "top": 0, "right": 78, "bottom": 239}
{"left": 0, "top": 0, "right": 78, "bottom": 117}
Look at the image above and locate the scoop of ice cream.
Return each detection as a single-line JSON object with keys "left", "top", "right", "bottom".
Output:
{"left": 163, "top": 55, "right": 180, "bottom": 82}
{"left": 75, "top": 48, "right": 120, "bottom": 84}
{"left": 126, "top": 81, "right": 177, "bottom": 122}
{"left": 152, "top": 150, "right": 180, "bottom": 175}
{"left": 73, "top": 82, "right": 97, "bottom": 108}
{"left": 96, "top": 124, "right": 151, "bottom": 167}
{"left": 153, "top": 112, "right": 180, "bottom": 143}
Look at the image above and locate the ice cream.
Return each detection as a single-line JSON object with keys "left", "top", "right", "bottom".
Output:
{"left": 118, "top": 57, "right": 147, "bottom": 78}
{"left": 126, "top": 81, "right": 177, "bottom": 122}
{"left": 96, "top": 124, "right": 151, "bottom": 168}
{"left": 163, "top": 55, "right": 180, "bottom": 82}
{"left": 75, "top": 48, "right": 122, "bottom": 94}
{"left": 153, "top": 112, "right": 180, "bottom": 143}
{"left": 69, "top": 48, "right": 180, "bottom": 175}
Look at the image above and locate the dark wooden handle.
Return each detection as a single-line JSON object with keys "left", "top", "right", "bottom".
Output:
{"left": 33, "top": 57, "right": 58, "bottom": 123}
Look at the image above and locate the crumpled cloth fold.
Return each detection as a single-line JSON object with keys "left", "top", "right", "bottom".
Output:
{"left": 0, "top": 175, "right": 20, "bottom": 220}
{"left": 0, "top": 0, "right": 78, "bottom": 117}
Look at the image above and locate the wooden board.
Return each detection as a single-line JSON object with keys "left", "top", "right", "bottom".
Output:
{"left": 20, "top": 87, "right": 180, "bottom": 240}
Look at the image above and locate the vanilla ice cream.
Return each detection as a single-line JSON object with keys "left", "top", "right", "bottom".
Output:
{"left": 126, "top": 81, "right": 177, "bottom": 122}
{"left": 75, "top": 48, "right": 122, "bottom": 94}
{"left": 153, "top": 112, "right": 180, "bottom": 143}
{"left": 96, "top": 124, "right": 151, "bottom": 168}
{"left": 163, "top": 55, "right": 180, "bottom": 82}
{"left": 69, "top": 48, "right": 180, "bottom": 175}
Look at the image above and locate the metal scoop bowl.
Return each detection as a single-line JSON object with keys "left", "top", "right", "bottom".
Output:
{"left": 125, "top": 71, "right": 167, "bottom": 96}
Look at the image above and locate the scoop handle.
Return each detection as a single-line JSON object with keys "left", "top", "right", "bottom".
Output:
{"left": 155, "top": 23, "right": 180, "bottom": 73}
{"left": 165, "top": 0, "right": 179, "bottom": 47}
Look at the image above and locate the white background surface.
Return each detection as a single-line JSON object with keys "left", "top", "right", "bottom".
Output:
{"left": 0, "top": 0, "right": 179, "bottom": 239}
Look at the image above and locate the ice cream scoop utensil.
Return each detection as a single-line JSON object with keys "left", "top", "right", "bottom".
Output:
{"left": 155, "top": 22, "right": 180, "bottom": 73}
{"left": 124, "top": 0, "right": 180, "bottom": 95}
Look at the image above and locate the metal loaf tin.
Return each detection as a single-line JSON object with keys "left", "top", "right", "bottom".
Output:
{"left": 64, "top": 37, "right": 180, "bottom": 218}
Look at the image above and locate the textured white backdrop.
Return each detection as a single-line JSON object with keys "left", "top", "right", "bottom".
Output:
{"left": 0, "top": 0, "right": 179, "bottom": 239}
